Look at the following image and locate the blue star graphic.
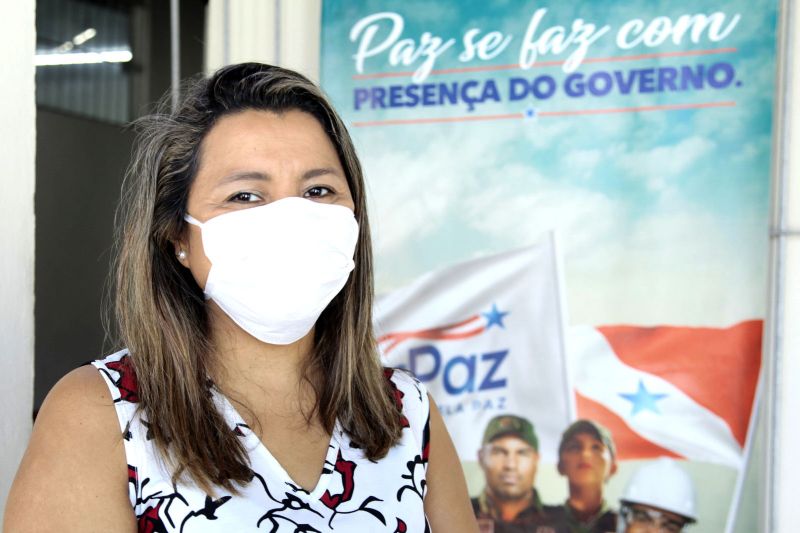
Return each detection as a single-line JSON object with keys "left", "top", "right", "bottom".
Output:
{"left": 482, "top": 304, "right": 509, "bottom": 329}
{"left": 619, "top": 380, "right": 668, "bottom": 416}
{"left": 524, "top": 107, "right": 538, "bottom": 119}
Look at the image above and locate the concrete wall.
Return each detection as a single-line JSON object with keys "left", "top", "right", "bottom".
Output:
{"left": 0, "top": 0, "right": 36, "bottom": 521}
{"left": 205, "top": 0, "right": 321, "bottom": 80}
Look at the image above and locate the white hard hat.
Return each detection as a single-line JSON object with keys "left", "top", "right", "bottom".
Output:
{"left": 620, "top": 458, "right": 697, "bottom": 522}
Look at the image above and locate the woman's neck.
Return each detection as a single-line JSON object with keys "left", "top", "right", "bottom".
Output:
{"left": 207, "top": 302, "right": 317, "bottom": 417}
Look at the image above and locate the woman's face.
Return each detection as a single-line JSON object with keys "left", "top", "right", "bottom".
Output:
{"left": 177, "top": 109, "right": 354, "bottom": 290}
{"left": 558, "top": 432, "right": 616, "bottom": 488}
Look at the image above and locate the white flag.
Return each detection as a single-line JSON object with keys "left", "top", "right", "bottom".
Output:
{"left": 374, "top": 233, "right": 572, "bottom": 462}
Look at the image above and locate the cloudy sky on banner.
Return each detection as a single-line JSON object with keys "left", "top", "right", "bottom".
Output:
{"left": 321, "top": 0, "right": 776, "bottom": 327}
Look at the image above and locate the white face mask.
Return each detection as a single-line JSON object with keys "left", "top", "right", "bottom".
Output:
{"left": 184, "top": 196, "right": 359, "bottom": 345}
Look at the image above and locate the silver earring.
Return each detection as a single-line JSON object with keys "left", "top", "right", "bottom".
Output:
{"left": 177, "top": 250, "right": 187, "bottom": 260}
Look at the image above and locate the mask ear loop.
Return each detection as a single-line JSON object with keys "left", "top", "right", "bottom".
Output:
{"left": 182, "top": 214, "right": 212, "bottom": 300}
{"left": 184, "top": 214, "right": 203, "bottom": 227}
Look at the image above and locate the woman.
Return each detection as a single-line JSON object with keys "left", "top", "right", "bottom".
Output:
{"left": 550, "top": 420, "right": 618, "bottom": 533}
{"left": 5, "top": 63, "right": 478, "bottom": 532}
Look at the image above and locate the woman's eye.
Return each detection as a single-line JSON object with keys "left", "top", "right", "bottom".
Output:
{"left": 229, "top": 192, "right": 260, "bottom": 203}
{"left": 304, "top": 186, "right": 333, "bottom": 198}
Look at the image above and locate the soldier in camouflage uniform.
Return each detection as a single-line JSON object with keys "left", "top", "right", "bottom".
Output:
{"left": 471, "top": 415, "right": 558, "bottom": 533}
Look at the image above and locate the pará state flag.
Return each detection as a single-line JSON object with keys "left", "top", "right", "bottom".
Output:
{"left": 570, "top": 321, "right": 762, "bottom": 468}
{"left": 374, "top": 233, "right": 573, "bottom": 463}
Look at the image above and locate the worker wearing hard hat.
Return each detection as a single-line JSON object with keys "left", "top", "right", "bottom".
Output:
{"left": 617, "top": 458, "right": 697, "bottom": 533}
{"left": 546, "top": 420, "right": 618, "bottom": 533}
{"left": 472, "top": 415, "right": 556, "bottom": 533}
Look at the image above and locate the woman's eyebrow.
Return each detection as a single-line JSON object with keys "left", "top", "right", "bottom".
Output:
{"left": 215, "top": 168, "right": 341, "bottom": 187}
{"left": 216, "top": 171, "right": 269, "bottom": 186}
{"left": 302, "top": 167, "right": 341, "bottom": 180}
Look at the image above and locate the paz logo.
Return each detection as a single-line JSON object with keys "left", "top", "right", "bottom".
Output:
{"left": 378, "top": 303, "right": 509, "bottom": 354}
{"left": 378, "top": 304, "right": 510, "bottom": 396}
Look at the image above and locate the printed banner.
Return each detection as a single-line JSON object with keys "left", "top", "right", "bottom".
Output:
{"left": 321, "top": 1, "right": 776, "bottom": 532}
{"left": 374, "top": 234, "right": 571, "bottom": 463}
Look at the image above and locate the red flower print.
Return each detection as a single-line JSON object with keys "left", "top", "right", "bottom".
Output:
{"left": 321, "top": 451, "right": 357, "bottom": 510}
{"left": 384, "top": 369, "right": 410, "bottom": 428}
{"left": 106, "top": 355, "right": 140, "bottom": 403}
{"left": 137, "top": 501, "right": 167, "bottom": 533}
{"left": 128, "top": 464, "right": 139, "bottom": 485}
{"left": 395, "top": 518, "right": 408, "bottom": 532}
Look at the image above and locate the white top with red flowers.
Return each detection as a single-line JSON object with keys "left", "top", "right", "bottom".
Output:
{"left": 92, "top": 349, "right": 430, "bottom": 533}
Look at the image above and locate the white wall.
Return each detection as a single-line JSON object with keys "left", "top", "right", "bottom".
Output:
{"left": 0, "top": 0, "right": 36, "bottom": 522}
{"left": 205, "top": 0, "right": 321, "bottom": 81}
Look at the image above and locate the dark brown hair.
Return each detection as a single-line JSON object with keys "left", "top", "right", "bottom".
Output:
{"left": 113, "top": 63, "right": 402, "bottom": 492}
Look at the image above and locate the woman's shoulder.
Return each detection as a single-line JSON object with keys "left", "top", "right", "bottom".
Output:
{"left": 42, "top": 362, "right": 123, "bottom": 428}
{"left": 4, "top": 362, "right": 135, "bottom": 531}
{"left": 29, "top": 361, "right": 127, "bottom": 462}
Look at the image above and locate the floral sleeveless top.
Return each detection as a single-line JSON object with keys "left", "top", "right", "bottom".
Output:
{"left": 92, "top": 350, "right": 431, "bottom": 532}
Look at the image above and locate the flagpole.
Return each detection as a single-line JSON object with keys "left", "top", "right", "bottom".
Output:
{"left": 550, "top": 230, "right": 576, "bottom": 421}
{"left": 723, "top": 371, "right": 763, "bottom": 533}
